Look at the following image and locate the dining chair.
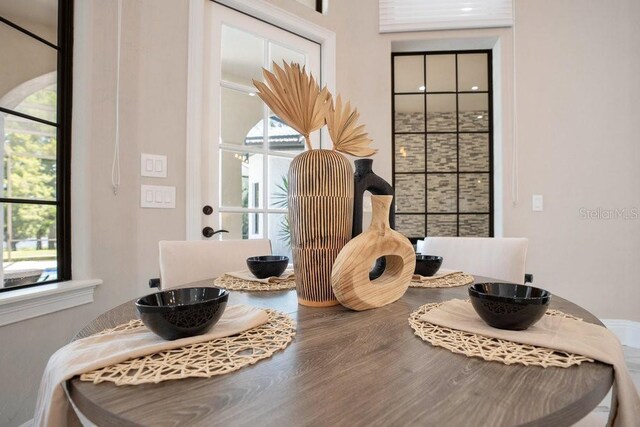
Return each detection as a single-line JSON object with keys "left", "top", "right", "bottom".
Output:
{"left": 158, "top": 239, "right": 272, "bottom": 289}
{"left": 419, "top": 237, "right": 529, "bottom": 284}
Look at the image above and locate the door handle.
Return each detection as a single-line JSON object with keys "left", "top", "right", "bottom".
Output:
{"left": 202, "top": 227, "right": 229, "bottom": 238}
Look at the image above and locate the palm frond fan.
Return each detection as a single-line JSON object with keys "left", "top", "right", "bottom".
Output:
{"left": 252, "top": 62, "right": 332, "bottom": 151}
{"left": 326, "top": 95, "right": 377, "bottom": 157}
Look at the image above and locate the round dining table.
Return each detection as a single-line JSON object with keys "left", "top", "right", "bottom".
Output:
{"left": 68, "top": 278, "right": 613, "bottom": 426}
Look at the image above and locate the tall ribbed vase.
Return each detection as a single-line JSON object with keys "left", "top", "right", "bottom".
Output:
{"left": 288, "top": 150, "right": 354, "bottom": 307}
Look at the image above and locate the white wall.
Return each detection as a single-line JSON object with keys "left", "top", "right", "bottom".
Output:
{"left": 0, "top": 1, "right": 188, "bottom": 425}
{"left": 507, "top": 0, "right": 640, "bottom": 321}
{"left": 1, "top": 0, "right": 638, "bottom": 425}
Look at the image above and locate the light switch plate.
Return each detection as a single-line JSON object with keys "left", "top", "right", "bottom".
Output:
{"left": 532, "top": 194, "right": 543, "bottom": 212}
{"left": 141, "top": 154, "right": 167, "bottom": 178}
{"left": 141, "top": 185, "right": 175, "bottom": 208}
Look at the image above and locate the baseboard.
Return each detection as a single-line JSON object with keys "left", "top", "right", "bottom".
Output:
{"left": 602, "top": 319, "right": 640, "bottom": 349}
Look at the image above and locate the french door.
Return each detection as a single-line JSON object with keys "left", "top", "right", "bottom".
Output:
{"left": 200, "top": 2, "right": 321, "bottom": 258}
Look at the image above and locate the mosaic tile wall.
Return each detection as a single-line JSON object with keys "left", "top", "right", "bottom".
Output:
{"left": 426, "top": 112, "right": 456, "bottom": 132}
{"left": 394, "top": 111, "right": 489, "bottom": 133}
{"left": 426, "top": 215, "right": 457, "bottom": 237}
{"left": 427, "top": 134, "right": 456, "bottom": 172}
{"left": 395, "top": 134, "right": 425, "bottom": 173}
{"left": 395, "top": 112, "right": 424, "bottom": 132}
{"left": 460, "top": 133, "right": 489, "bottom": 171}
{"left": 459, "top": 173, "right": 490, "bottom": 212}
{"left": 426, "top": 174, "right": 457, "bottom": 212}
{"left": 394, "top": 111, "right": 491, "bottom": 238}
{"left": 395, "top": 174, "right": 425, "bottom": 213}
{"left": 459, "top": 215, "right": 490, "bottom": 236}
{"left": 396, "top": 215, "right": 425, "bottom": 238}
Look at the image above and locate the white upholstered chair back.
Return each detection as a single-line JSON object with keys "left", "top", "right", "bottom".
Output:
{"left": 159, "top": 239, "right": 272, "bottom": 289}
{"left": 419, "top": 237, "right": 528, "bottom": 284}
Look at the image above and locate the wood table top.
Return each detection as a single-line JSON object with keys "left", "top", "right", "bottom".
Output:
{"left": 68, "top": 279, "right": 613, "bottom": 426}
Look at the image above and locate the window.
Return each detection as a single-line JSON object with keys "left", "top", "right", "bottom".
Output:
{"left": 392, "top": 51, "right": 493, "bottom": 240}
{"left": 0, "top": 0, "right": 73, "bottom": 291}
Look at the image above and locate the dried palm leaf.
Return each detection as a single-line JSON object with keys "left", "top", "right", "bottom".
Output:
{"left": 326, "top": 95, "right": 377, "bottom": 157}
{"left": 253, "top": 62, "right": 332, "bottom": 151}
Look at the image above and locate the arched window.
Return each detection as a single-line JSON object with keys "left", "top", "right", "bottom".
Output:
{"left": 1, "top": 0, "right": 73, "bottom": 291}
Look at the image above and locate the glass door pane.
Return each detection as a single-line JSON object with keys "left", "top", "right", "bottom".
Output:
{"left": 267, "top": 115, "right": 305, "bottom": 153}
{"left": 394, "top": 55, "right": 424, "bottom": 93}
{"left": 221, "top": 25, "right": 265, "bottom": 87}
{"left": 270, "top": 42, "right": 305, "bottom": 70}
{"left": 426, "top": 54, "right": 455, "bottom": 92}
{"left": 268, "top": 155, "right": 291, "bottom": 209}
{"left": 268, "top": 213, "right": 292, "bottom": 258}
{"left": 395, "top": 95, "right": 424, "bottom": 132}
{"left": 458, "top": 53, "right": 488, "bottom": 92}
{"left": 221, "top": 87, "right": 264, "bottom": 147}
{"left": 220, "top": 150, "right": 263, "bottom": 209}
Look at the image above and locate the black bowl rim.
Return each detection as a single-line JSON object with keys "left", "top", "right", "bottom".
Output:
{"left": 246, "top": 255, "right": 289, "bottom": 263}
{"left": 135, "top": 287, "right": 229, "bottom": 311}
{"left": 469, "top": 282, "right": 551, "bottom": 304}
{"left": 416, "top": 255, "right": 443, "bottom": 262}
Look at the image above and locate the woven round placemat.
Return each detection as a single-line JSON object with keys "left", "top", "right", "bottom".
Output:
{"left": 409, "top": 302, "right": 594, "bottom": 368}
{"left": 80, "top": 309, "right": 295, "bottom": 385}
{"left": 410, "top": 272, "right": 474, "bottom": 288}
{"left": 213, "top": 274, "right": 296, "bottom": 291}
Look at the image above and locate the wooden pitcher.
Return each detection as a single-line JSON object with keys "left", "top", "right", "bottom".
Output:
{"left": 331, "top": 195, "right": 415, "bottom": 311}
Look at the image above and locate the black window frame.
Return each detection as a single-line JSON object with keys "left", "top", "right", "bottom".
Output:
{"left": 0, "top": 0, "right": 74, "bottom": 292}
{"left": 391, "top": 50, "right": 494, "bottom": 242}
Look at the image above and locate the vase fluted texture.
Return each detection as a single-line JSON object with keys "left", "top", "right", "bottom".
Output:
{"left": 288, "top": 149, "right": 354, "bottom": 307}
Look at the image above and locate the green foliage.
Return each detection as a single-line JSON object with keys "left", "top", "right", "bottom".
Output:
{"left": 241, "top": 177, "right": 249, "bottom": 238}
{"left": 271, "top": 175, "right": 288, "bottom": 209}
{"left": 277, "top": 215, "right": 291, "bottom": 248}
{"left": 3, "top": 85, "right": 57, "bottom": 253}
{"left": 271, "top": 176, "right": 291, "bottom": 248}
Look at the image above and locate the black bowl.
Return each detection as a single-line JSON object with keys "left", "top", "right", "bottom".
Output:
{"left": 246, "top": 255, "right": 289, "bottom": 279}
{"left": 468, "top": 283, "right": 551, "bottom": 330}
{"left": 136, "top": 287, "right": 229, "bottom": 340}
{"left": 414, "top": 255, "right": 443, "bottom": 277}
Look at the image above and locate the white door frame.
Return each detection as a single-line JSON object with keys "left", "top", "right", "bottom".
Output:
{"left": 185, "top": 0, "right": 336, "bottom": 240}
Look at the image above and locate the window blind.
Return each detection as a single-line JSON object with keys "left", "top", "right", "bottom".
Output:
{"left": 379, "top": 0, "right": 513, "bottom": 33}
